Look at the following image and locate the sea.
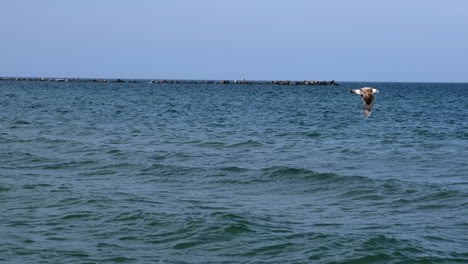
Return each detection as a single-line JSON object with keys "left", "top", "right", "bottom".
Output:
{"left": 1, "top": 80, "right": 467, "bottom": 264}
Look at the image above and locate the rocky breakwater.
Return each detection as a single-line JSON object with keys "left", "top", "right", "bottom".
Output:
{"left": 220, "top": 79, "right": 338, "bottom": 86}
{"left": 1, "top": 77, "right": 339, "bottom": 86}
{"left": 0, "top": 77, "right": 144, "bottom": 83}
{"left": 269, "top": 80, "right": 338, "bottom": 86}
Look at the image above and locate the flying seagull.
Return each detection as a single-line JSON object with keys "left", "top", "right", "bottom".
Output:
{"left": 349, "top": 87, "right": 380, "bottom": 118}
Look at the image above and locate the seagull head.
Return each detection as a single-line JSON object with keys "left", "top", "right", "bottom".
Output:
{"left": 372, "top": 88, "right": 380, "bottom": 93}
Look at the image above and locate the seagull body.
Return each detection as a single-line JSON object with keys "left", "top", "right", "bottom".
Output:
{"left": 349, "top": 87, "right": 380, "bottom": 118}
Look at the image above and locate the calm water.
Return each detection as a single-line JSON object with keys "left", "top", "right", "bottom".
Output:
{"left": 1, "top": 81, "right": 467, "bottom": 263}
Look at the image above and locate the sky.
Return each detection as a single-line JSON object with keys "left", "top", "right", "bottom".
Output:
{"left": 1, "top": 0, "right": 467, "bottom": 82}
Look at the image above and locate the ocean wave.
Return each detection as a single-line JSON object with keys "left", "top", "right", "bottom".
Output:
{"left": 224, "top": 139, "right": 263, "bottom": 148}
{"left": 257, "top": 166, "right": 362, "bottom": 184}
{"left": 194, "top": 141, "right": 226, "bottom": 148}
{"left": 209, "top": 166, "right": 379, "bottom": 196}
{"left": 325, "top": 233, "right": 468, "bottom": 264}
{"left": 12, "top": 120, "right": 32, "bottom": 126}
{"left": 0, "top": 186, "right": 11, "bottom": 192}
{"left": 219, "top": 166, "right": 250, "bottom": 173}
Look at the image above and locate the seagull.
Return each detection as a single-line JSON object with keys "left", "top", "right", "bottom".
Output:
{"left": 349, "top": 87, "right": 380, "bottom": 118}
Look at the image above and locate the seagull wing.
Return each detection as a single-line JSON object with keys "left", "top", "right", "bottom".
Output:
{"left": 349, "top": 89, "right": 362, "bottom": 94}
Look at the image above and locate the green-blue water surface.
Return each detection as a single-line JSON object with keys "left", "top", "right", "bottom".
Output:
{"left": 1, "top": 81, "right": 467, "bottom": 263}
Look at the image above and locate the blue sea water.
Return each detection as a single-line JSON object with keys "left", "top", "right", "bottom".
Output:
{"left": 0, "top": 80, "right": 467, "bottom": 263}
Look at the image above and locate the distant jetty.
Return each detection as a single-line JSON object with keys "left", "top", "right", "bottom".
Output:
{"left": 0, "top": 77, "right": 339, "bottom": 86}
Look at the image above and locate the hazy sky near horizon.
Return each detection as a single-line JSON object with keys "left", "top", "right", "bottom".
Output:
{"left": 1, "top": 0, "right": 467, "bottom": 82}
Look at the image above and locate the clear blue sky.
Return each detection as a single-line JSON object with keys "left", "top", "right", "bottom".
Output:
{"left": 1, "top": 0, "right": 467, "bottom": 82}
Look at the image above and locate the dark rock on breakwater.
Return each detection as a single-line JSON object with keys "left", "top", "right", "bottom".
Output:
{"left": 270, "top": 80, "right": 338, "bottom": 86}
{"left": 0, "top": 77, "right": 339, "bottom": 86}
